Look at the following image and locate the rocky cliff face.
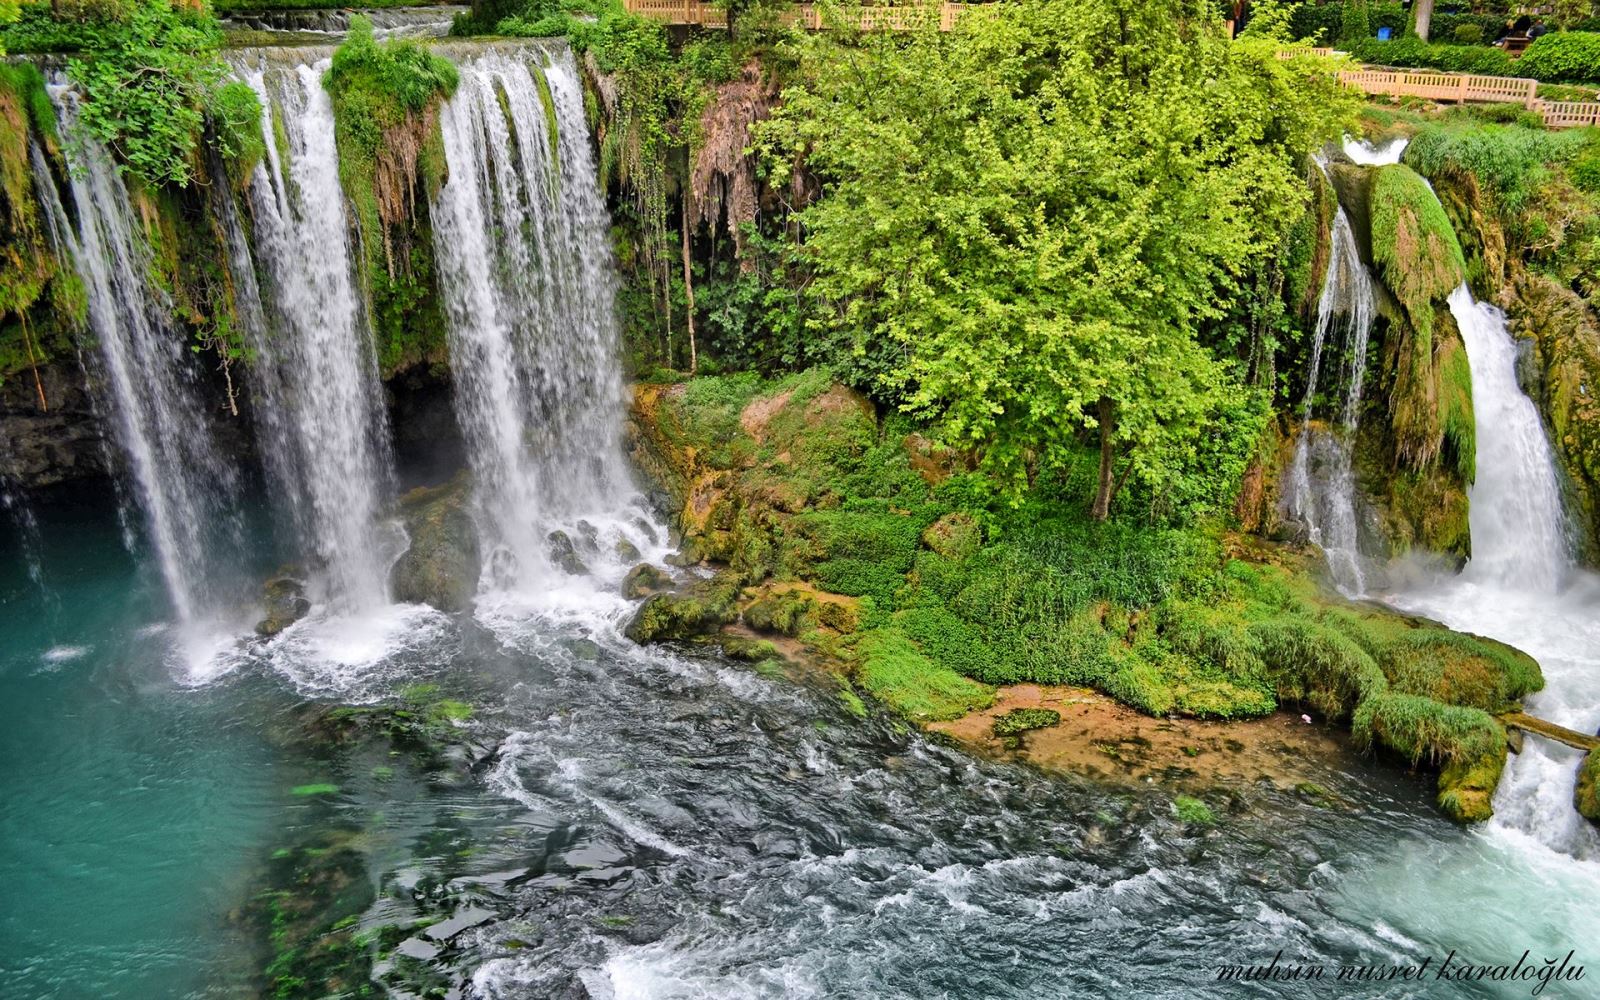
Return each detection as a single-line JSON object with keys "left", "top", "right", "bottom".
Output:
{"left": 0, "top": 362, "right": 107, "bottom": 488}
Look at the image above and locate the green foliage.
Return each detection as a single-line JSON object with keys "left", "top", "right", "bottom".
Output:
{"left": 324, "top": 15, "right": 457, "bottom": 374}
{"left": 759, "top": 0, "right": 1356, "bottom": 515}
{"left": 1173, "top": 795, "right": 1217, "bottom": 826}
{"left": 1346, "top": 36, "right": 1514, "bottom": 76}
{"left": 853, "top": 628, "right": 994, "bottom": 722}
{"left": 991, "top": 707, "right": 1060, "bottom": 737}
{"left": 1405, "top": 122, "right": 1590, "bottom": 213}
{"left": 893, "top": 604, "right": 999, "bottom": 680}
{"left": 209, "top": 80, "right": 265, "bottom": 179}
{"left": 1451, "top": 24, "right": 1484, "bottom": 46}
{"left": 1339, "top": 0, "right": 1370, "bottom": 45}
{"left": 1517, "top": 31, "right": 1600, "bottom": 84}
{"left": 1352, "top": 690, "right": 1504, "bottom": 765}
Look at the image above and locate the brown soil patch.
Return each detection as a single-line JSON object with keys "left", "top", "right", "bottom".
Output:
{"left": 740, "top": 388, "right": 793, "bottom": 441}
{"left": 929, "top": 684, "right": 1353, "bottom": 794}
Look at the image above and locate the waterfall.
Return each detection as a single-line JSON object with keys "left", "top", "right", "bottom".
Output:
{"left": 35, "top": 88, "right": 244, "bottom": 625}
{"left": 1392, "top": 286, "right": 1598, "bottom": 857}
{"left": 1282, "top": 208, "right": 1377, "bottom": 594}
{"left": 231, "top": 56, "right": 400, "bottom": 613}
{"left": 431, "top": 45, "right": 641, "bottom": 593}
{"left": 1446, "top": 288, "right": 1571, "bottom": 590}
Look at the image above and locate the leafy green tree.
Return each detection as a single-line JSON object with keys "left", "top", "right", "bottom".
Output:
{"left": 761, "top": 0, "right": 1354, "bottom": 519}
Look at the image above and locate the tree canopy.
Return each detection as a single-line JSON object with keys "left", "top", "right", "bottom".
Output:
{"left": 760, "top": 0, "right": 1357, "bottom": 517}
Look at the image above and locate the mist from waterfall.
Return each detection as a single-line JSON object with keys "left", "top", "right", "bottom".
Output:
{"left": 34, "top": 88, "right": 245, "bottom": 626}
{"left": 431, "top": 45, "right": 649, "bottom": 596}
{"left": 231, "top": 55, "right": 401, "bottom": 613}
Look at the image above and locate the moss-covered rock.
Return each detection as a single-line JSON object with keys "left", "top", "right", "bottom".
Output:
{"left": 621, "top": 562, "right": 673, "bottom": 600}
{"left": 1576, "top": 752, "right": 1599, "bottom": 824}
{"left": 992, "top": 707, "right": 1060, "bottom": 738}
{"left": 1511, "top": 274, "right": 1600, "bottom": 563}
{"left": 390, "top": 474, "right": 480, "bottom": 612}
{"left": 623, "top": 571, "right": 741, "bottom": 644}
{"left": 256, "top": 573, "right": 311, "bottom": 637}
{"left": 742, "top": 589, "right": 815, "bottom": 636}
{"left": 546, "top": 530, "right": 586, "bottom": 576}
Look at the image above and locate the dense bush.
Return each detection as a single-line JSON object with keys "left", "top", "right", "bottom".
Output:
{"left": 1346, "top": 36, "right": 1514, "bottom": 75}
{"left": 1516, "top": 32, "right": 1600, "bottom": 84}
{"left": 3, "top": 0, "right": 261, "bottom": 186}
{"left": 1404, "top": 122, "right": 1591, "bottom": 210}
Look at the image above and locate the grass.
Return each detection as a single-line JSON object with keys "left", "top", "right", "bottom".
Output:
{"left": 1173, "top": 795, "right": 1216, "bottom": 826}
{"left": 854, "top": 629, "right": 994, "bottom": 722}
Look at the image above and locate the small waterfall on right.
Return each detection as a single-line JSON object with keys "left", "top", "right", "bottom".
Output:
{"left": 1282, "top": 207, "right": 1376, "bottom": 595}
{"left": 1394, "top": 286, "right": 1599, "bottom": 858}
{"left": 232, "top": 55, "right": 401, "bottom": 613}
{"left": 430, "top": 45, "right": 650, "bottom": 597}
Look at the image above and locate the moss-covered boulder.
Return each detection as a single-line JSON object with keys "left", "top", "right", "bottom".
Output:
{"left": 390, "top": 475, "right": 480, "bottom": 612}
{"left": 743, "top": 589, "right": 816, "bottom": 636}
{"left": 1511, "top": 274, "right": 1600, "bottom": 563}
{"left": 624, "top": 572, "right": 742, "bottom": 644}
{"left": 992, "top": 707, "right": 1060, "bottom": 738}
{"left": 1577, "top": 752, "right": 1599, "bottom": 824}
{"left": 546, "top": 530, "right": 586, "bottom": 576}
{"left": 256, "top": 573, "right": 311, "bottom": 637}
{"left": 621, "top": 563, "right": 673, "bottom": 600}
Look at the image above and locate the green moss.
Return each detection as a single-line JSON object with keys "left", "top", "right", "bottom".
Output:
{"left": 291, "top": 783, "right": 340, "bottom": 796}
{"left": 1371, "top": 162, "right": 1465, "bottom": 318}
{"left": 1173, "top": 795, "right": 1216, "bottom": 826}
{"left": 1437, "top": 335, "right": 1475, "bottom": 483}
{"left": 624, "top": 573, "right": 741, "bottom": 643}
{"left": 1352, "top": 690, "right": 1504, "bottom": 766}
{"left": 1379, "top": 631, "right": 1542, "bottom": 712}
{"left": 1438, "top": 747, "right": 1506, "bottom": 823}
{"left": 854, "top": 629, "right": 994, "bottom": 722}
{"left": 893, "top": 603, "right": 999, "bottom": 680}
{"left": 991, "top": 707, "right": 1060, "bottom": 737}
{"left": 1577, "top": 753, "right": 1600, "bottom": 824}
{"left": 323, "top": 16, "right": 457, "bottom": 376}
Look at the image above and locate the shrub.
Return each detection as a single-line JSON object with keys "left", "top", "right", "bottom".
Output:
{"left": 209, "top": 80, "right": 265, "bottom": 179}
{"left": 1345, "top": 37, "right": 1514, "bottom": 76}
{"left": 1451, "top": 24, "right": 1483, "bottom": 46}
{"left": 1404, "top": 122, "right": 1590, "bottom": 211}
{"left": 1517, "top": 32, "right": 1600, "bottom": 85}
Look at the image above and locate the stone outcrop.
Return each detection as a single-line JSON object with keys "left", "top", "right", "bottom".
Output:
{"left": 390, "top": 473, "right": 480, "bottom": 612}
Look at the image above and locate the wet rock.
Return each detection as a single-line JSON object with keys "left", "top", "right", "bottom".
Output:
{"left": 394, "top": 937, "right": 441, "bottom": 961}
{"left": 391, "top": 474, "right": 481, "bottom": 613}
{"left": 1437, "top": 747, "right": 1507, "bottom": 824}
{"left": 621, "top": 563, "right": 672, "bottom": 600}
{"left": 547, "top": 530, "right": 587, "bottom": 576}
{"left": 423, "top": 906, "right": 497, "bottom": 942}
{"left": 574, "top": 867, "right": 633, "bottom": 886}
{"left": 615, "top": 538, "right": 642, "bottom": 562}
{"left": 623, "top": 573, "right": 741, "bottom": 643}
{"left": 714, "top": 634, "right": 780, "bottom": 662}
{"left": 742, "top": 590, "right": 814, "bottom": 636}
{"left": 565, "top": 637, "right": 600, "bottom": 660}
{"left": 1577, "top": 752, "right": 1599, "bottom": 825}
{"left": 575, "top": 520, "right": 600, "bottom": 549}
{"left": 255, "top": 574, "right": 311, "bottom": 637}
{"left": 0, "top": 362, "right": 108, "bottom": 488}
{"left": 663, "top": 536, "right": 709, "bottom": 567}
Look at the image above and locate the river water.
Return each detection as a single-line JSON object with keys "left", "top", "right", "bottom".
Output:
{"left": 3, "top": 490, "right": 1596, "bottom": 999}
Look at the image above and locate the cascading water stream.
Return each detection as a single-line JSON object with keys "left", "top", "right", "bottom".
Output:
{"left": 33, "top": 87, "right": 244, "bottom": 627}
{"left": 1393, "top": 288, "right": 1599, "bottom": 858}
{"left": 1282, "top": 207, "right": 1376, "bottom": 595}
{"left": 231, "top": 55, "right": 400, "bottom": 613}
{"left": 431, "top": 44, "right": 652, "bottom": 597}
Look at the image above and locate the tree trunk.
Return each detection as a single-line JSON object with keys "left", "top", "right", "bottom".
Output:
{"left": 1091, "top": 395, "right": 1117, "bottom": 521}
{"left": 1413, "top": 0, "right": 1435, "bottom": 42}
{"left": 682, "top": 194, "right": 698, "bottom": 376}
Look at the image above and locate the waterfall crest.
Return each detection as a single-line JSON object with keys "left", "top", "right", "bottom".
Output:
{"left": 36, "top": 89, "right": 244, "bottom": 624}
{"left": 231, "top": 56, "right": 401, "bottom": 613}
{"left": 431, "top": 45, "right": 643, "bottom": 593}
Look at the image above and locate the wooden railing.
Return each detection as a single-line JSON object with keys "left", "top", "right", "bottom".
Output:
{"left": 1337, "top": 69, "right": 1539, "bottom": 107}
{"left": 623, "top": 0, "right": 976, "bottom": 31}
{"left": 1540, "top": 100, "right": 1600, "bottom": 129}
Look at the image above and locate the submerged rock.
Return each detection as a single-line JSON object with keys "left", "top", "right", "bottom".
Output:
{"left": 255, "top": 574, "right": 311, "bottom": 637}
{"left": 391, "top": 475, "right": 481, "bottom": 612}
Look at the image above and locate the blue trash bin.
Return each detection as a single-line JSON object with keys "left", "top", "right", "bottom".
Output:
{"left": 1377, "top": 27, "right": 1393, "bottom": 40}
